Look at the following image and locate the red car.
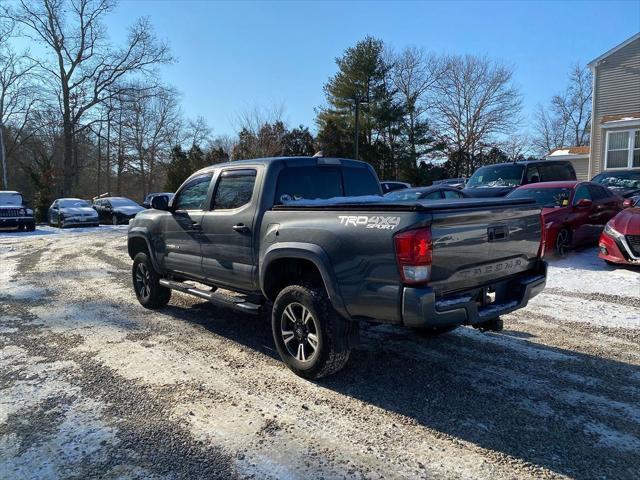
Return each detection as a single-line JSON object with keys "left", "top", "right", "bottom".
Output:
{"left": 598, "top": 204, "right": 640, "bottom": 266}
{"left": 507, "top": 181, "right": 623, "bottom": 256}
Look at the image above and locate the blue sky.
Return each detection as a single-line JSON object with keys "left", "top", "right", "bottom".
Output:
{"left": 24, "top": 1, "right": 640, "bottom": 137}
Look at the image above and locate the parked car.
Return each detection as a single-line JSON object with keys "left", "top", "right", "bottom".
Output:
{"left": 623, "top": 195, "right": 640, "bottom": 208}
{"left": 507, "top": 181, "right": 622, "bottom": 256}
{"left": 433, "top": 178, "right": 466, "bottom": 189}
{"left": 0, "top": 190, "right": 35, "bottom": 231}
{"left": 127, "top": 156, "right": 546, "bottom": 379}
{"left": 380, "top": 181, "right": 411, "bottom": 194}
{"left": 93, "top": 197, "right": 144, "bottom": 225}
{"left": 49, "top": 198, "right": 99, "bottom": 228}
{"left": 143, "top": 192, "right": 174, "bottom": 209}
{"left": 598, "top": 205, "right": 640, "bottom": 266}
{"left": 384, "top": 185, "right": 469, "bottom": 201}
{"left": 464, "top": 160, "right": 576, "bottom": 198}
{"left": 591, "top": 169, "right": 640, "bottom": 198}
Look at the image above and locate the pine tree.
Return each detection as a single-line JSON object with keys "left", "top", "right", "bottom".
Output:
{"left": 164, "top": 145, "right": 191, "bottom": 191}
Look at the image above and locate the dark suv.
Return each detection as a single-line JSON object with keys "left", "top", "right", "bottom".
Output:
{"left": 464, "top": 160, "right": 577, "bottom": 197}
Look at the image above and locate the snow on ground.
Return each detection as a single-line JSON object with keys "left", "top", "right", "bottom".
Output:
{"left": 545, "top": 248, "right": 640, "bottom": 298}
{"left": 1, "top": 229, "right": 639, "bottom": 479}
{"left": 0, "top": 224, "right": 128, "bottom": 241}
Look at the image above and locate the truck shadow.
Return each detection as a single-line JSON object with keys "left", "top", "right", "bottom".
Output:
{"left": 163, "top": 301, "right": 639, "bottom": 480}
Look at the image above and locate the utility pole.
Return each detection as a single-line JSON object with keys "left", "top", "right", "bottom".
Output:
{"left": 0, "top": 121, "right": 7, "bottom": 189}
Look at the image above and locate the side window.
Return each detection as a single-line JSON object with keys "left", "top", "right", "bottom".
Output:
{"left": 443, "top": 190, "right": 463, "bottom": 199}
{"left": 423, "top": 191, "right": 442, "bottom": 200}
{"left": 174, "top": 174, "right": 213, "bottom": 211}
{"left": 526, "top": 166, "right": 540, "bottom": 183}
{"left": 587, "top": 185, "right": 607, "bottom": 201}
{"left": 573, "top": 185, "right": 591, "bottom": 204}
{"left": 212, "top": 169, "right": 256, "bottom": 210}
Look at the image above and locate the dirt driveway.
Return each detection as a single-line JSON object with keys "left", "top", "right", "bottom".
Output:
{"left": 1, "top": 227, "right": 639, "bottom": 479}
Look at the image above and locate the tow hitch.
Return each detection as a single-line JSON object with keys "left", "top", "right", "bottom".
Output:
{"left": 474, "top": 317, "right": 504, "bottom": 333}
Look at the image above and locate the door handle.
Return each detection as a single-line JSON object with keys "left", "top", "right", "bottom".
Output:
{"left": 191, "top": 222, "right": 202, "bottom": 231}
{"left": 233, "top": 223, "right": 250, "bottom": 233}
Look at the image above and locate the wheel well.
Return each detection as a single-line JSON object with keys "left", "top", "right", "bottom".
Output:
{"left": 263, "top": 258, "right": 325, "bottom": 301}
{"left": 128, "top": 237, "right": 149, "bottom": 260}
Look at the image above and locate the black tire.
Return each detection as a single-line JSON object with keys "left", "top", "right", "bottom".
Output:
{"left": 414, "top": 325, "right": 458, "bottom": 337}
{"left": 554, "top": 227, "right": 572, "bottom": 257}
{"left": 132, "top": 252, "right": 171, "bottom": 309}
{"left": 272, "top": 284, "right": 350, "bottom": 380}
{"left": 26, "top": 223, "right": 35, "bottom": 232}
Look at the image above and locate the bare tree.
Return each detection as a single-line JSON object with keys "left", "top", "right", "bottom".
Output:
{"left": 0, "top": 18, "right": 38, "bottom": 189}
{"left": 501, "top": 132, "right": 533, "bottom": 160}
{"left": 431, "top": 55, "right": 522, "bottom": 176}
{"left": 392, "top": 47, "right": 446, "bottom": 161}
{"left": 533, "top": 64, "right": 591, "bottom": 155}
{"left": 122, "top": 85, "right": 181, "bottom": 195}
{"left": 4, "top": 0, "right": 172, "bottom": 195}
{"left": 184, "top": 116, "right": 212, "bottom": 149}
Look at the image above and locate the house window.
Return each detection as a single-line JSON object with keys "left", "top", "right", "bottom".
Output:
{"left": 605, "top": 129, "right": 640, "bottom": 169}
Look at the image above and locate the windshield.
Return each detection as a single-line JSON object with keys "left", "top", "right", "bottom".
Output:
{"left": 592, "top": 171, "right": 640, "bottom": 190}
{"left": 110, "top": 198, "right": 140, "bottom": 207}
{"left": 60, "top": 199, "right": 91, "bottom": 208}
{"left": 466, "top": 165, "right": 524, "bottom": 188}
{"left": 385, "top": 190, "right": 424, "bottom": 201}
{"left": 507, "top": 187, "right": 572, "bottom": 207}
{"left": 0, "top": 192, "right": 24, "bottom": 206}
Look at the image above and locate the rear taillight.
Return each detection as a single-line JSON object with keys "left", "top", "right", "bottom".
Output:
{"left": 394, "top": 227, "right": 432, "bottom": 285}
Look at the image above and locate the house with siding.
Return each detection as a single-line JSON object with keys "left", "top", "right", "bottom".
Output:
{"left": 587, "top": 32, "right": 640, "bottom": 178}
{"left": 546, "top": 146, "right": 590, "bottom": 180}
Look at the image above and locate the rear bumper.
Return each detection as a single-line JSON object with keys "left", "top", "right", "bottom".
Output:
{"left": 402, "top": 261, "right": 547, "bottom": 328}
{"left": 0, "top": 217, "right": 35, "bottom": 229}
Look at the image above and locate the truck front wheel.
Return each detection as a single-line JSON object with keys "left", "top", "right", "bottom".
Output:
{"left": 132, "top": 252, "right": 171, "bottom": 309}
{"left": 272, "top": 284, "right": 350, "bottom": 380}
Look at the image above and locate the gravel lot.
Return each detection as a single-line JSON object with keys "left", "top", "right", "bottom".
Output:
{"left": 1, "top": 226, "right": 639, "bottom": 479}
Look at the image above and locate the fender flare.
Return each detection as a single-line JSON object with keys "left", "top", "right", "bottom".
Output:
{"left": 260, "top": 242, "right": 349, "bottom": 319}
{"left": 127, "top": 231, "right": 161, "bottom": 272}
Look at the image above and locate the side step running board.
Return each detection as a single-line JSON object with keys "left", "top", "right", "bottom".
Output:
{"left": 159, "top": 279, "right": 261, "bottom": 315}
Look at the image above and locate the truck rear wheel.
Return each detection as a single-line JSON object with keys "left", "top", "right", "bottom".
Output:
{"left": 272, "top": 284, "right": 350, "bottom": 379}
{"left": 132, "top": 252, "right": 171, "bottom": 309}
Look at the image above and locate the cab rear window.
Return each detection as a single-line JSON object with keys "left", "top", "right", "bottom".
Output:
{"left": 275, "top": 166, "right": 380, "bottom": 203}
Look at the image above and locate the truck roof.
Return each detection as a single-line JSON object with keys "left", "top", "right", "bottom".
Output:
{"left": 192, "top": 156, "right": 369, "bottom": 176}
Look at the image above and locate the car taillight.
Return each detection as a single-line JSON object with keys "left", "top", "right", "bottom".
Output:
{"left": 537, "top": 214, "right": 546, "bottom": 258}
{"left": 394, "top": 227, "right": 432, "bottom": 285}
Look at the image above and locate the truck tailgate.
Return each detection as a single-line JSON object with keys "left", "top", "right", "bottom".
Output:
{"left": 427, "top": 199, "right": 542, "bottom": 294}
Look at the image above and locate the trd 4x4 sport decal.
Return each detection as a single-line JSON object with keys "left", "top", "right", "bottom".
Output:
{"left": 338, "top": 215, "right": 401, "bottom": 230}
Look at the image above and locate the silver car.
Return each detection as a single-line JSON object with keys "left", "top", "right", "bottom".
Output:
{"left": 49, "top": 198, "right": 100, "bottom": 228}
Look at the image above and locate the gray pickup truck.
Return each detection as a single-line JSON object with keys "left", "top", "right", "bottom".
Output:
{"left": 127, "top": 156, "right": 546, "bottom": 379}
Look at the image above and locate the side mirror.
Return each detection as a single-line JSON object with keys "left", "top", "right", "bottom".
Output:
{"left": 575, "top": 198, "right": 593, "bottom": 208}
{"left": 151, "top": 194, "right": 170, "bottom": 211}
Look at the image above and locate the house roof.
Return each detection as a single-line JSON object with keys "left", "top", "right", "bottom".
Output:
{"left": 548, "top": 146, "right": 590, "bottom": 157}
{"left": 588, "top": 32, "right": 640, "bottom": 68}
{"left": 601, "top": 112, "right": 640, "bottom": 123}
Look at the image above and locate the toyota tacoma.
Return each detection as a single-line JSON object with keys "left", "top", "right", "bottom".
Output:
{"left": 127, "top": 156, "right": 547, "bottom": 379}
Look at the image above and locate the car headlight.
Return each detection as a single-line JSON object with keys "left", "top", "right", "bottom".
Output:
{"left": 19, "top": 208, "right": 26, "bottom": 216}
{"left": 604, "top": 222, "right": 623, "bottom": 239}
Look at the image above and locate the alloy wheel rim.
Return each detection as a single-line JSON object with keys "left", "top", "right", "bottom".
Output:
{"left": 135, "top": 263, "right": 151, "bottom": 300}
{"left": 280, "top": 302, "right": 320, "bottom": 364}
{"left": 556, "top": 230, "right": 569, "bottom": 256}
